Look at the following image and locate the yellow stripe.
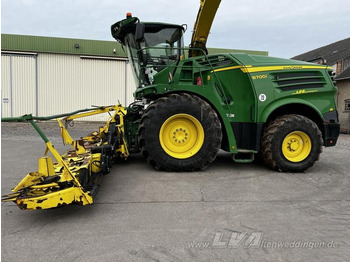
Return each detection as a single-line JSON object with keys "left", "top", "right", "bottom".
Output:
{"left": 212, "top": 65, "right": 252, "bottom": 73}
{"left": 241, "top": 65, "right": 329, "bottom": 73}
{"left": 212, "top": 64, "right": 331, "bottom": 74}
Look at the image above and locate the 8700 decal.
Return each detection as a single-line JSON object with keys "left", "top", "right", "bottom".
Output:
{"left": 252, "top": 74, "right": 268, "bottom": 80}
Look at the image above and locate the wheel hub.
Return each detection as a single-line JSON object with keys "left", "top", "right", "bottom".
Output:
{"left": 288, "top": 139, "right": 300, "bottom": 151}
{"left": 159, "top": 114, "right": 204, "bottom": 159}
{"left": 172, "top": 128, "right": 188, "bottom": 143}
{"left": 282, "top": 131, "right": 312, "bottom": 162}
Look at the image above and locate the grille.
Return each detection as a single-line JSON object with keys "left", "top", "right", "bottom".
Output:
{"left": 272, "top": 72, "right": 326, "bottom": 91}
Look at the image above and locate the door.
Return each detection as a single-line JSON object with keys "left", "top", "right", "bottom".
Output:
{"left": 1, "top": 54, "right": 37, "bottom": 117}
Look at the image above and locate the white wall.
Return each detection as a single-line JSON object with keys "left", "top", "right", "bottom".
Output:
{"left": 1, "top": 54, "right": 37, "bottom": 118}
{"left": 1, "top": 55, "right": 11, "bottom": 117}
{"left": 1, "top": 53, "right": 136, "bottom": 121}
{"left": 336, "top": 79, "right": 350, "bottom": 132}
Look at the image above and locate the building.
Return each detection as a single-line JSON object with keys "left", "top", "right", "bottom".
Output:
{"left": 292, "top": 38, "right": 350, "bottom": 133}
{"left": 1, "top": 34, "right": 268, "bottom": 121}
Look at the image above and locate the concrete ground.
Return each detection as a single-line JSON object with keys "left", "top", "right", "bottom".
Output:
{"left": 1, "top": 122, "right": 350, "bottom": 262}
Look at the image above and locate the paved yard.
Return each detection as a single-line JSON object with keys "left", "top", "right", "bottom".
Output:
{"left": 1, "top": 122, "right": 350, "bottom": 262}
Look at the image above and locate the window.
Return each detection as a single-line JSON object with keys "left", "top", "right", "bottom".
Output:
{"left": 345, "top": 99, "right": 350, "bottom": 112}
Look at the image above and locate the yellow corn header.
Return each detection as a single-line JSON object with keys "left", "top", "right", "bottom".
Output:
{"left": 2, "top": 105, "right": 129, "bottom": 210}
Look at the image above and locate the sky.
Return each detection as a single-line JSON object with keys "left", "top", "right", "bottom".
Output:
{"left": 1, "top": 0, "right": 350, "bottom": 58}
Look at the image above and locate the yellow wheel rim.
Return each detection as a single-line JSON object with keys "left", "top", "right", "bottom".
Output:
{"left": 282, "top": 131, "right": 312, "bottom": 162}
{"left": 159, "top": 114, "right": 204, "bottom": 159}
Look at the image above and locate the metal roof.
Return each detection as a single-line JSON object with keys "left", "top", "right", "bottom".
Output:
{"left": 1, "top": 34, "right": 268, "bottom": 57}
{"left": 335, "top": 66, "right": 350, "bottom": 81}
{"left": 291, "top": 38, "right": 350, "bottom": 66}
{"left": 1, "top": 34, "right": 126, "bottom": 58}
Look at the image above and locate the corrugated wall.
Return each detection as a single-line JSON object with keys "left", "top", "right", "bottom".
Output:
{"left": 1, "top": 53, "right": 137, "bottom": 121}
{"left": 1, "top": 55, "right": 11, "bottom": 117}
{"left": 1, "top": 54, "right": 37, "bottom": 117}
{"left": 38, "top": 54, "right": 128, "bottom": 121}
{"left": 12, "top": 55, "right": 37, "bottom": 117}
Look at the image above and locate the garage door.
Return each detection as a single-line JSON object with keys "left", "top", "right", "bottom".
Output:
{"left": 1, "top": 54, "right": 37, "bottom": 118}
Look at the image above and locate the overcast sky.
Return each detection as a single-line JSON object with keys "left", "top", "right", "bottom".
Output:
{"left": 2, "top": 0, "right": 350, "bottom": 58}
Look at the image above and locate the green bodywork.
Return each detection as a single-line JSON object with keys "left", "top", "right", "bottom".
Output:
{"left": 112, "top": 16, "right": 339, "bottom": 154}
{"left": 134, "top": 53, "right": 337, "bottom": 152}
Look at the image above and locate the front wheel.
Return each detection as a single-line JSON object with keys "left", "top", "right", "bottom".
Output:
{"left": 138, "top": 93, "right": 222, "bottom": 171}
{"left": 261, "top": 114, "right": 323, "bottom": 172}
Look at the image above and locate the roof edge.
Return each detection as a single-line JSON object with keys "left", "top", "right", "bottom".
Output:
{"left": 1, "top": 33, "right": 268, "bottom": 57}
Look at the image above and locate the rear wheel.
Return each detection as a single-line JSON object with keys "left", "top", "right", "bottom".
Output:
{"left": 138, "top": 93, "right": 222, "bottom": 171}
{"left": 261, "top": 114, "right": 323, "bottom": 172}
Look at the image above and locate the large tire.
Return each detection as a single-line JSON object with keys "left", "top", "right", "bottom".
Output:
{"left": 261, "top": 114, "right": 323, "bottom": 172}
{"left": 138, "top": 93, "right": 222, "bottom": 171}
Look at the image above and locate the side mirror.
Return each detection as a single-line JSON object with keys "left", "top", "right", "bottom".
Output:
{"left": 135, "top": 23, "right": 145, "bottom": 43}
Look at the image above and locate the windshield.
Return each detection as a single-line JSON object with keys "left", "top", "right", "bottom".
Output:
{"left": 125, "top": 25, "right": 184, "bottom": 87}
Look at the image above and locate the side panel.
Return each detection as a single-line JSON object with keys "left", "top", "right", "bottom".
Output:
{"left": 214, "top": 68, "right": 256, "bottom": 122}
{"left": 230, "top": 122, "right": 263, "bottom": 151}
{"left": 253, "top": 69, "right": 337, "bottom": 123}
{"left": 231, "top": 54, "right": 338, "bottom": 122}
{"left": 212, "top": 66, "right": 260, "bottom": 151}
